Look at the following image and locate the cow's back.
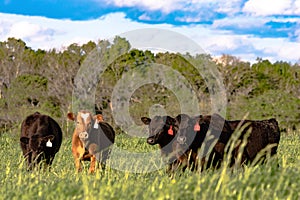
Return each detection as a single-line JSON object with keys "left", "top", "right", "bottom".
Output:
{"left": 20, "top": 112, "right": 62, "bottom": 154}
{"left": 100, "top": 122, "right": 115, "bottom": 140}
{"left": 248, "top": 118, "right": 280, "bottom": 158}
{"left": 85, "top": 122, "right": 115, "bottom": 162}
{"left": 21, "top": 112, "right": 41, "bottom": 138}
{"left": 228, "top": 118, "right": 280, "bottom": 161}
{"left": 88, "top": 122, "right": 115, "bottom": 147}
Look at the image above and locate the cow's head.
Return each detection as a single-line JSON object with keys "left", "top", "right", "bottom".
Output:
{"left": 20, "top": 134, "right": 55, "bottom": 164}
{"left": 141, "top": 115, "right": 177, "bottom": 145}
{"left": 175, "top": 114, "right": 196, "bottom": 146}
{"left": 176, "top": 113, "right": 232, "bottom": 160}
{"left": 67, "top": 111, "right": 103, "bottom": 142}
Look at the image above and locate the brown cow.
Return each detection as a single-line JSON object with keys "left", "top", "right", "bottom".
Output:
{"left": 67, "top": 110, "right": 115, "bottom": 173}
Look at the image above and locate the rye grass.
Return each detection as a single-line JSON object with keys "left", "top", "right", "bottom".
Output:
{"left": 0, "top": 130, "right": 299, "bottom": 200}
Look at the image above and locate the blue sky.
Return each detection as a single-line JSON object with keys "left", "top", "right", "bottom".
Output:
{"left": 0, "top": 0, "right": 299, "bottom": 63}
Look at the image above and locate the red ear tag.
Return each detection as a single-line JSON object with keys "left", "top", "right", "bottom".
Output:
{"left": 168, "top": 126, "right": 174, "bottom": 135}
{"left": 194, "top": 123, "right": 200, "bottom": 132}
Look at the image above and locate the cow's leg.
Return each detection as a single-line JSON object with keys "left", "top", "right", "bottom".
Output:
{"left": 88, "top": 144, "right": 98, "bottom": 174}
{"left": 27, "top": 154, "right": 33, "bottom": 170}
{"left": 189, "top": 151, "right": 198, "bottom": 171}
{"left": 73, "top": 146, "right": 85, "bottom": 172}
{"left": 74, "top": 157, "right": 81, "bottom": 172}
{"left": 44, "top": 155, "right": 54, "bottom": 171}
{"left": 98, "top": 149, "right": 111, "bottom": 171}
{"left": 169, "top": 159, "right": 180, "bottom": 174}
{"left": 89, "top": 155, "right": 96, "bottom": 174}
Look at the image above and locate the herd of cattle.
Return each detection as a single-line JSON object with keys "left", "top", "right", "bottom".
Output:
{"left": 19, "top": 111, "right": 281, "bottom": 173}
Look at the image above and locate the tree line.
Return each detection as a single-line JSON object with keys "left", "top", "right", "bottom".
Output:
{"left": 0, "top": 37, "right": 299, "bottom": 134}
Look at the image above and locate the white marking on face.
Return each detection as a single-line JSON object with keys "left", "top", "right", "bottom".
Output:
{"left": 80, "top": 113, "right": 90, "bottom": 124}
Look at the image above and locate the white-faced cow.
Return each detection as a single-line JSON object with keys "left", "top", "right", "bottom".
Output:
{"left": 67, "top": 110, "right": 115, "bottom": 173}
{"left": 20, "top": 112, "right": 63, "bottom": 170}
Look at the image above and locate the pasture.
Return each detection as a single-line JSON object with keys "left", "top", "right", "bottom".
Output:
{"left": 1, "top": 129, "right": 300, "bottom": 200}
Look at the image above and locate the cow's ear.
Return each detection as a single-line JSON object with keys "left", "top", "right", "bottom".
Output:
{"left": 93, "top": 114, "right": 104, "bottom": 122}
{"left": 175, "top": 114, "right": 190, "bottom": 126}
{"left": 175, "top": 114, "right": 181, "bottom": 123}
{"left": 166, "top": 116, "right": 176, "bottom": 125}
{"left": 20, "top": 137, "right": 29, "bottom": 144}
{"left": 199, "top": 115, "right": 211, "bottom": 124}
{"left": 67, "top": 112, "right": 76, "bottom": 121}
{"left": 141, "top": 117, "right": 151, "bottom": 125}
{"left": 42, "top": 135, "right": 55, "bottom": 142}
{"left": 175, "top": 114, "right": 184, "bottom": 124}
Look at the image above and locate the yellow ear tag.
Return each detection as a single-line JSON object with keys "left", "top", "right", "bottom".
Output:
{"left": 93, "top": 120, "right": 99, "bottom": 129}
{"left": 46, "top": 139, "right": 52, "bottom": 147}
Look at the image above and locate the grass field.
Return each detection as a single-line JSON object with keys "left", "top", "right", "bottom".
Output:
{"left": 1, "top": 130, "right": 300, "bottom": 200}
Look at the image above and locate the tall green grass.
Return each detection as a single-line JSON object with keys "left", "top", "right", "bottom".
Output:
{"left": 1, "top": 131, "right": 300, "bottom": 200}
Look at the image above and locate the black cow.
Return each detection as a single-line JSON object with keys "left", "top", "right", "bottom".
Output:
{"left": 174, "top": 113, "right": 232, "bottom": 171}
{"left": 83, "top": 119, "right": 115, "bottom": 172}
{"left": 20, "top": 112, "right": 63, "bottom": 170}
{"left": 141, "top": 115, "right": 179, "bottom": 172}
{"left": 175, "top": 113, "right": 280, "bottom": 171}
{"left": 227, "top": 118, "right": 280, "bottom": 165}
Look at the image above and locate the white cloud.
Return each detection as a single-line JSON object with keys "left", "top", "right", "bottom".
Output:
{"left": 246, "top": 37, "right": 300, "bottom": 62}
{"left": 8, "top": 21, "right": 49, "bottom": 40}
{"left": 101, "top": 0, "right": 300, "bottom": 16}
{"left": 212, "top": 16, "right": 267, "bottom": 29}
{"left": 186, "top": 27, "right": 300, "bottom": 63}
{"left": 0, "top": 20, "right": 10, "bottom": 35}
{"left": 171, "top": 0, "right": 244, "bottom": 23}
{"left": 0, "top": 12, "right": 299, "bottom": 63}
{"left": 206, "top": 35, "right": 244, "bottom": 51}
{"left": 295, "top": 27, "right": 300, "bottom": 41}
{"left": 106, "top": 0, "right": 185, "bottom": 13}
{"left": 295, "top": 0, "right": 300, "bottom": 14}
{"left": 138, "top": 13, "right": 151, "bottom": 21}
{"left": 215, "top": 0, "right": 244, "bottom": 14}
{"left": 277, "top": 41, "right": 300, "bottom": 61}
{"left": 175, "top": 15, "right": 204, "bottom": 23}
{"left": 0, "top": 12, "right": 154, "bottom": 50}
{"left": 181, "top": 0, "right": 244, "bottom": 15}
{"left": 243, "top": 0, "right": 295, "bottom": 16}
{"left": 106, "top": 0, "right": 244, "bottom": 16}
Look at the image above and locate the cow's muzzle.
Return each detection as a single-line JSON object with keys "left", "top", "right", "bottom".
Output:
{"left": 177, "top": 136, "right": 187, "bottom": 145}
{"left": 147, "top": 137, "right": 156, "bottom": 145}
{"left": 79, "top": 131, "right": 89, "bottom": 140}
